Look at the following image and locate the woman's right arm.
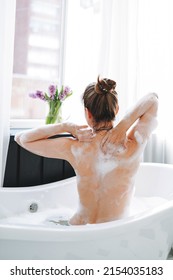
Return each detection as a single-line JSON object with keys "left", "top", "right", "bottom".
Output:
{"left": 126, "top": 93, "right": 158, "bottom": 142}
{"left": 15, "top": 122, "right": 94, "bottom": 159}
{"left": 102, "top": 93, "right": 158, "bottom": 149}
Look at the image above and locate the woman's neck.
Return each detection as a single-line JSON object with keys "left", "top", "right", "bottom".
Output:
{"left": 93, "top": 122, "right": 113, "bottom": 133}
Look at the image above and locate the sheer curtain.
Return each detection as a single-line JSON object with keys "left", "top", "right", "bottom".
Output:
{"left": 0, "top": 0, "right": 16, "bottom": 187}
{"left": 64, "top": 0, "right": 173, "bottom": 164}
{"left": 104, "top": 0, "right": 173, "bottom": 164}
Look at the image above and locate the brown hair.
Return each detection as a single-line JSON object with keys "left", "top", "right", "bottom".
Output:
{"left": 82, "top": 76, "right": 118, "bottom": 125}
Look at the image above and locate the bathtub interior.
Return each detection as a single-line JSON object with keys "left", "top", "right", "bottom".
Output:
{"left": 0, "top": 163, "right": 173, "bottom": 227}
{"left": 0, "top": 177, "right": 78, "bottom": 221}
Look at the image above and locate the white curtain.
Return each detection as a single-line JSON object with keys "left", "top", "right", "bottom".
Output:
{"left": 64, "top": 0, "right": 173, "bottom": 164}
{"left": 0, "top": 0, "right": 16, "bottom": 187}
{"left": 105, "top": 0, "right": 173, "bottom": 164}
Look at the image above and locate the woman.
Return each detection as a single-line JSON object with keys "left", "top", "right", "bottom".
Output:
{"left": 15, "top": 77, "right": 158, "bottom": 225}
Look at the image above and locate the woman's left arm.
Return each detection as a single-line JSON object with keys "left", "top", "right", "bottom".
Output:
{"left": 101, "top": 93, "right": 158, "bottom": 152}
{"left": 15, "top": 122, "right": 94, "bottom": 159}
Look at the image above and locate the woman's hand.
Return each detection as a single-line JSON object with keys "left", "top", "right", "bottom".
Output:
{"left": 71, "top": 125, "right": 95, "bottom": 142}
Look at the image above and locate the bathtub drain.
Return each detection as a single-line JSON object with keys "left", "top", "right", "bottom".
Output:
{"left": 29, "top": 203, "right": 38, "bottom": 213}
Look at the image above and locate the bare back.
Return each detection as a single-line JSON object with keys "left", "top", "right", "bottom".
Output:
{"left": 68, "top": 93, "right": 158, "bottom": 225}
{"left": 68, "top": 129, "right": 145, "bottom": 225}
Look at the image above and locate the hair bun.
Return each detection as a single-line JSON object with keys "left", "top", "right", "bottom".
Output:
{"left": 95, "top": 76, "right": 116, "bottom": 95}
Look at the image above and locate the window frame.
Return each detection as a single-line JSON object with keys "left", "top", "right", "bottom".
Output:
{"left": 10, "top": 0, "right": 68, "bottom": 128}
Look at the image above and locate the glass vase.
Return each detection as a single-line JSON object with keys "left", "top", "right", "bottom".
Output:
{"left": 45, "top": 100, "right": 62, "bottom": 124}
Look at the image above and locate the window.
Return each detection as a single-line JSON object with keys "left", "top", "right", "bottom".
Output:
{"left": 11, "top": 0, "right": 65, "bottom": 122}
{"left": 11, "top": 0, "right": 104, "bottom": 126}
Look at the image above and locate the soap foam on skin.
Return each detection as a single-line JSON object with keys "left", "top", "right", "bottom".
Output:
{"left": 71, "top": 140, "right": 126, "bottom": 180}
{"left": 134, "top": 131, "right": 143, "bottom": 144}
{"left": 69, "top": 202, "right": 90, "bottom": 225}
{"left": 72, "top": 143, "right": 121, "bottom": 181}
{"left": 95, "top": 151, "right": 118, "bottom": 178}
{"left": 71, "top": 146, "right": 83, "bottom": 161}
{"left": 70, "top": 126, "right": 156, "bottom": 224}
{"left": 71, "top": 144, "right": 92, "bottom": 167}
{"left": 94, "top": 140, "right": 128, "bottom": 179}
{"left": 134, "top": 112, "right": 158, "bottom": 143}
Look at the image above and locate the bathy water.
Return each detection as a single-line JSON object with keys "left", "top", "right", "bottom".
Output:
{"left": 0, "top": 196, "right": 168, "bottom": 228}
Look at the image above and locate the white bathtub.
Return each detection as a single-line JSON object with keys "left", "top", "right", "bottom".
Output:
{"left": 0, "top": 163, "right": 173, "bottom": 260}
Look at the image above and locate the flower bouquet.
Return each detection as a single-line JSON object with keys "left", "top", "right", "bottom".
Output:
{"left": 29, "top": 84, "right": 73, "bottom": 124}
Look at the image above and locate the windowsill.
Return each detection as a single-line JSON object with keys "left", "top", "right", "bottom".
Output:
{"left": 10, "top": 120, "right": 72, "bottom": 138}
{"left": 10, "top": 119, "right": 45, "bottom": 129}
{"left": 10, "top": 119, "right": 45, "bottom": 136}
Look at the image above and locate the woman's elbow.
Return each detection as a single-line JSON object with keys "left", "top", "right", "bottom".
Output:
{"left": 151, "top": 92, "right": 158, "bottom": 99}
{"left": 14, "top": 132, "right": 25, "bottom": 147}
{"left": 14, "top": 133, "right": 21, "bottom": 145}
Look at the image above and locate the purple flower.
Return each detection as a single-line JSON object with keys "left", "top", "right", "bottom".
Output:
{"left": 29, "top": 92, "right": 37, "bottom": 98}
{"left": 59, "top": 86, "right": 72, "bottom": 101}
{"left": 58, "top": 92, "right": 65, "bottom": 101}
{"left": 35, "top": 90, "right": 46, "bottom": 101}
{"left": 64, "top": 86, "right": 72, "bottom": 96}
{"left": 48, "top": 84, "right": 56, "bottom": 99}
{"left": 29, "top": 84, "right": 72, "bottom": 104}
